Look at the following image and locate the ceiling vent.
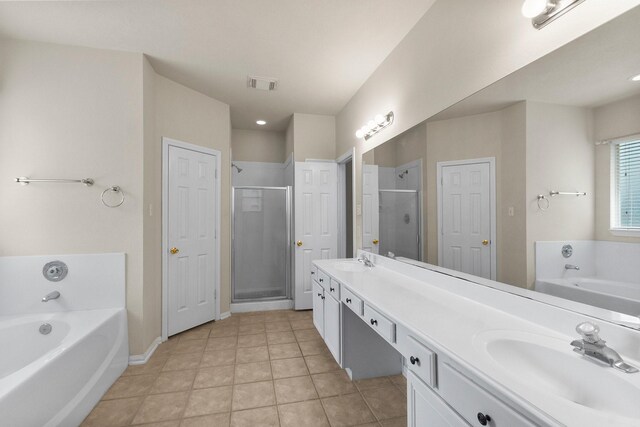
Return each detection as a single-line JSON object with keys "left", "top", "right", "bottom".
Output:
{"left": 247, "top": 75, "right": 278, "bottom": 91}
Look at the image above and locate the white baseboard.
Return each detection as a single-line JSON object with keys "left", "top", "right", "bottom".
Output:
{"left": 128, "top": 336, "right": 162, "bottom": 365}
{"left": 230, "top": 299, "right": 293, "bottom": 313}
{"left": 220, "top": 311, "right": 231, "bottom": 320}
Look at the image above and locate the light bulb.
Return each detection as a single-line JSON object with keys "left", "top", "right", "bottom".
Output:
{"left": 631, "top": 73, "right": 640, "bottom": 82}
{"left": 256, "top": 120, "right": 266, "bottom": 125}
{"left": 368, "top": 120, "right": 376, "bottom": 129}
{"left": 355, "top": 129, "right": 364, "bottom": 138}
{"left": 374, "top": 114, "right": 385, "bottom": 124}
{"left": 521, "top": 0, "right": 548, "bottom": 18}
{"left": 361, "top": 125, "right": 369, "bottom": 134}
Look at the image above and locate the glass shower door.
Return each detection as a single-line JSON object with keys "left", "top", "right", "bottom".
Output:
{"left": 232, "top": 187, "right": 291, "bottom": 302}
{"left": 379, "top": 189, "right": 420, "bottom": 261}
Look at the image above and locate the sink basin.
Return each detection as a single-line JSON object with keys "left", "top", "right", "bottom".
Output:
{"left": 473, "top": 330, "right": 640, "bottom": 420}
{"left": 333, "top": 261, "right": 368, "bottom": 273}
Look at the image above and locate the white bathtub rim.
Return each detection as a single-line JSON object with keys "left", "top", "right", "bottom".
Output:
{"left": 129, "top": 336, "right": 162, "bottom": 365}
{"left": 536, "top": 277, "right": 640, "bottom": 303}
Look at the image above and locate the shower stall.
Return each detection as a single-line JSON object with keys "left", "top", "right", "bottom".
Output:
{"left": 379, "top": 189, "right": 421, "bottom": 261}
{"left": 232, "top": 186, "right": 292, "bottom": 302}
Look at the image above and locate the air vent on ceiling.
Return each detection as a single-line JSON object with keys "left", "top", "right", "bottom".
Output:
{"left": 247, "top": 75, "right": 278, "bottom": 91}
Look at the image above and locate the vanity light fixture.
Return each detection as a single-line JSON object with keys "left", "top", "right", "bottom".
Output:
{"left": 355, "top": 111, "right": 394, "bottom": 140}
{"left": 256, "top": 120, "right": 266, "bottom": 125}
{"left": 521, "top": 0, "right": 585, "bottom": 29}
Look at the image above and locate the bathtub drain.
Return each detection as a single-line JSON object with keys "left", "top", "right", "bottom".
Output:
{"left": 39, "top": 323, "right": 52, "bottom": 335}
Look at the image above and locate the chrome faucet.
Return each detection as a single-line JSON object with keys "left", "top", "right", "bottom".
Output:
{"left": 42, "top": 291, "right": 61, "bottom": 302}
{"left": 570, "top": 322, "right": 638, "bottom": 373}
{"left": 565, "top": 264, "right": 580, "bottom": 271}
{"left": 357, "top": 254, "right": 374, "bottom": 268}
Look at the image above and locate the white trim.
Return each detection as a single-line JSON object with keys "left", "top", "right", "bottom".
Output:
{"left": 162, "top": 137, "right": 222, "bottom": 341}
{"left": 304, "top": 158, "right": 336, "bottom": 163}
{"left": 436, "top": 157, "right": 497, "bottom": 280}
{"left": 220, "top": 311, "right": 231, "bottom": 320}
{"left": 610, "top": 228, "right": 640, "bottom": 237}
{"left": 128, "top": 336, "right": 162, "bottom": 365}
{"left": 230, "top": 299, "right": 294, "bottom": 313}
{"left": 598, "top": 132, "right": 640, "bottom": 145}
{"left": 336, "top": 149, "right": 356, "bottom": 257}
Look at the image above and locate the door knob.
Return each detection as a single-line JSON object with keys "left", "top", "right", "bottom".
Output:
{"left": 296, "top": 240, "right": 303, "bottom": 247}
{"left": 170, "top": 247, "right": 179, "bottom": 254}
{"left": 372, "top": 239, "right": 379, "bottom": 245}
{"left": 482, "top": 240, "right": 489, "bottom": 246}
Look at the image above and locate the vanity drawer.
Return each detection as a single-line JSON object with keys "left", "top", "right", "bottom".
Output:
{"left": 341, "top": 287, "right": 363, "bottom": 316}
{"left": 317, "top": 269, "right": 330, "bottom": 290}
{"left": 363, "top": 303, "right": 396, "bottom": 344}
{"left": 327, "top": 278, "right": 341, "bottom": 300}
{"left": 438, "top": 363, "right": 535, "bottom": 427}
{"left": 406, "top": 336, "right": 437, "bottom": 388}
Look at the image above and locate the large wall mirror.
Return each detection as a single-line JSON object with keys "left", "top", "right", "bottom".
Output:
{"left": 360, "top": 6, "right": 640, "bottom": 328}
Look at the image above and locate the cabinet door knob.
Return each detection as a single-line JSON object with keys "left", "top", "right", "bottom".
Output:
{"left": 346, "top": 298, "right": 352, "bottom": 303}
{"left": 319, "top": 278, "right": 324, "bottom": 282}
{"left": 311, "top": 271, "right": 315, "bottom": 275}
{"left": 409, "top": 356, "right": 420, "bottom": 365}
{"left": 321, "top": 296, "right": 325, "bottom": 300}
{"left": 370, "top": 319, "right": 378, "bottom": 326}
{"left": 317, "top": 293, "right": 322, "bottom": 297}
{"left": 330, "top": 287, "right": 335, "bottom": 292}
{"left": 477, "top": 412, "right": 492, "bottom": 426}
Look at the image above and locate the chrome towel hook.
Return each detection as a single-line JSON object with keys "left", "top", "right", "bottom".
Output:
{"left": 101, "top": 186, "right": 125, "bottom": 208}
{"left": 536, "top": 194, "right": 550, "bottom": 211}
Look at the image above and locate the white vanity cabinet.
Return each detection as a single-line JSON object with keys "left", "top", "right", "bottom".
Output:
{"left": 312, "top": 269, "right": 341, "bottom": 365}
{"left": 312, "top": 281, "right": 325, "bottom": 337}
{"left": 408, "top": 371, "right": 467, "bottom": 427}
{"left": 324, "top": 290, "right": 341, "bottom": 363}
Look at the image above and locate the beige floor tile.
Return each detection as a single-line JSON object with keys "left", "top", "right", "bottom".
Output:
{"left": 209, "top": 325, "right": 239, "bottom": 338}
{"left": 238, "top": 323, "right": 266, "bottom": 335}
{"left": 278, "top": 400, "right": 330, "bottom": 427}
{"left": 265, "top": 321, "right": 292, "bottom": 332}
{"left": 321, "top": 393, "right": 376, "bottom": 427}
{"left": 234, "top": 361, "right": 272, "bottom": 384}
{"left": 184, "top": 386, "right": 233, "bottom": 417}
{"left": 232, "top": 381, "right": 276, "bottom": 411}
{"left": 155, "top": 338, "right": 180, "bottom": 354}
{"left": 354, "top": 376, "right": 393, "bottom": 391}
{"left": 194, "top": 366, "right": 235, "bottom": 388}
{"left": 353, "top": 423, "right": 380, "bottom": 427}
{"left": 264, "top": 312, "right": 291, "bottom": 323}
{"left": 304, "top": 354, "right": 341, "bottom": 374}
{"left": 299, "top": 339, "right": 330, "bottom": 356}
{"left": 123, "top": 356, "right": 167, "bottom": 376}
{"left": 132, "top": 391, "right": 189, "bottom": 424}
{"left": 287, "top": 311, "right": 312, "bottom": 321}
{"left": 230, "top": 406, "right": 279, "bottom": 427}
{"left": 311, "top": 371, "right": 357, "bottom": 397}
{"left": 237, "top": 333, "right": 267, "bottom": 348}
{"left": 388, "top": 375, "right": 407, "bottom": 392}
{"left": 266, "top": 331, "right": 296, "bottom": 345}
{"left": 162, "top": 353, "right": 202, "bottom": 372}
{"left": 179, "top": 327, "right": 212, "bottom": 341}
{"left": 268, "top": 343, "right": 302, "bottom": 359}
{"left": 270, "top": 357, "right": 309, "bottom": 379}
{"left": 380, "top": 417, "right": 407, "bottom": 427}
{"left": 81, "top": 397, "right": 143, "bottom": 427}
{"left": 361, "top": 386, "right": 407, "bottom": 420}
{"left": 201, "top": 349, "right": 237, "bottom": 367}
{"left": 290, "top": 320, "right": 315, "bottom": 330}
{"left": 151, "top": 370, "right": 197, "bottom": 394}
{"left": 136, "top": 421, "right": 181, "bottom": 427}
{"left": 235, "top": 345, "right": 270, "bottom": 363}
{"left": 294, "top": 328, "right": 322, "bottom": 342}
{"left": 103, "top": 374, "right": 156, "bottom": 400}
{"left": 238, "top": 315, "right": 265, "bottom": 325}
{"left": 206, "top": 336, "right": 238, "bottom": 351}
{"left": 180, "top": 413, "right": 231, "bottom": 427}
{"left": 174, "top": 339, "right": 207, "bottom": 354}
{"left": 274, "top": 375, "right": 318, "bottom": 404}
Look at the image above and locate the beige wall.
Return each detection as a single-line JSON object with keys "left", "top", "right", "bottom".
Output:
{"left": 594, "top": 94, "right": 640, "bottom": 244}
{"left": 293, "top": 113, "right": 336, "bottom": 161}
{"left": 525, "top": 102, "right": 595, "bottom": 286}
{"left": 231, "top": 129, "right": 286, "bottom": 163}
{"left": 0, "top": 39, "right": 147, "bottom": 353}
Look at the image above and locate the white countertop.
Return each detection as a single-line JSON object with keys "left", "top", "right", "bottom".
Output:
{"left": 314, "top": 256, "right": 640, "bottom": 427}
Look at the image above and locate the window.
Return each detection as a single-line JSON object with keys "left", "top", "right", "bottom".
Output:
{"left": 612, "top": 139, "right": 640, "bottom": 230}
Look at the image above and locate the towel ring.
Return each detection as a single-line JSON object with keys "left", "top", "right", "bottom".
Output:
{"left": 536, "top": 194, "right": 550, "bottom": 211}
{"left": 101, "top": 186, "right": 125, "bottom": 208}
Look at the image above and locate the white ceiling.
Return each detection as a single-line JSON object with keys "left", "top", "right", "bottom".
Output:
{"left": 0, "top": 0, "right": 436, "bottom": 131}
{"left": 429, "top": 6, "right": 640, "bottom": 122}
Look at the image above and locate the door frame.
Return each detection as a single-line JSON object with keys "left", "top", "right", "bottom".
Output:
{"left": 337, "top": 148, "right": 356, "bottom": 258}
{"left": 436, "top": 157, "right": 496, "bottom": 280}
{"left": 162, "top": 137, "right": 221, "bottom": 341}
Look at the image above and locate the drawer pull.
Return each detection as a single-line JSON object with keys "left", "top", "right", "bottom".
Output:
{"left": 477, "top": 412, "right": 492, "bottom": 426}
{"left": 370, "top": 319, "right": 378, "bottom": 326}
{"left": 317, "top": 293, "right": 322, "bottom": 297}
{"left": 330, "top": 286, "right": 335, "bottom": 292}
{"left": 319, "top": 278, "right": 324, "bottom": 282}
{"left": 321, "top": 296, "right": 325, "bottom": 300}
{"left": 409, "top": 355, "right": 420, "bottom": 366}
{"left": 311, "top": 271, "right": 315, "bottom": 275}
{"left": 346, "top": 298, "right": 352, "bottom": 303}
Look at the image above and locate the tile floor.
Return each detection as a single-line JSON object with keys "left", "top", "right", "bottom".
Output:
{"left": 82, "top": 310, "right": 407, "bottom": 427}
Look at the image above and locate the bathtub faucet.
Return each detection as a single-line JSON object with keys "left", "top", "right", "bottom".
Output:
{"left": 42, "top": 291, "right": 61, "bottom": 302}
{"left": 570, "top": 322, "right": 638, "bottom": 373}
{"left": 564, "top": 264, "right": 580, "bottom": 271}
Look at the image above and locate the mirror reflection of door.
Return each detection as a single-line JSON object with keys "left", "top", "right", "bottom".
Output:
{"left": 362, "top": 164, "right": 379, "bottom": 254}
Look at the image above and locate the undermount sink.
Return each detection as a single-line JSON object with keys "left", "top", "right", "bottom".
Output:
{"left": 333, "top": 261, "right": 368, "bottom": 273}
{"left": 473, "top": 330, "right": 640, "bottom": 421}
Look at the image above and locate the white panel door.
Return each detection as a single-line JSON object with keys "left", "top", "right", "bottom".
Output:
{"left": 294, "top": 161, "right": 338, "bottom": 309}
{"left": 324, "top": 294, "right": 341, "bottom": 364}
{"left": 167, "top": 145, "right": 217, "bottom": 336}
{"left": 362, "top": 164, "right": 380, "bottom": 254}
{"left": 440, "top": 162, "right": 492, "bottom": 279}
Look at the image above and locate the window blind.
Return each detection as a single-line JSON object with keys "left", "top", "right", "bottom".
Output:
{"left": 615, "top": 139, "right": 640, "bottom": 228}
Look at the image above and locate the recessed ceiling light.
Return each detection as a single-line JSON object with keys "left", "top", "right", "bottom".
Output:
{"left": 256, "top": 120, "right": 266, "bottom": 125}
{"left": 630, "top": 73, "right": 640, "bottom": 82}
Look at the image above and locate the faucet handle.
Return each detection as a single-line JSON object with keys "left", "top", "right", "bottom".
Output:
{"left": 576, "top": 322, "right": 602, "bottom": 343}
